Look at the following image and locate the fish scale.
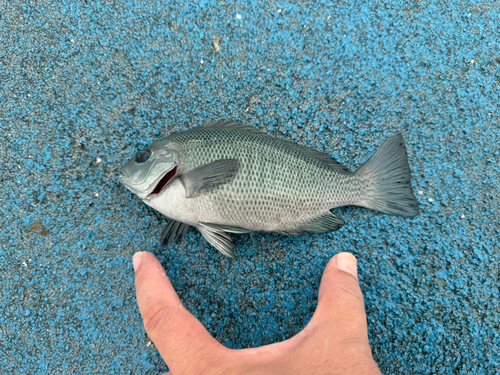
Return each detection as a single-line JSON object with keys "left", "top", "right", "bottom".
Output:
{"left": 167, "top": 126, "right": 358, "bottom": 232}
{"left": 119, "top": 120, "right": 419, "bottom": 257}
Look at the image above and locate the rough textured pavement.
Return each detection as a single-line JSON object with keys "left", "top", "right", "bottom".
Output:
{"left": 1, "top": 0, "right": 499, "bottom": 373}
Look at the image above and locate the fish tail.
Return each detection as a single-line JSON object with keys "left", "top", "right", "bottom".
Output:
{"left": 355, "top": 134, "right": 419, "bottom": 217}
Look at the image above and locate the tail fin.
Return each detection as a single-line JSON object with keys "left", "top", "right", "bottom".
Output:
{"left": 356, "top": 134, "right": 419, "bottom": 217}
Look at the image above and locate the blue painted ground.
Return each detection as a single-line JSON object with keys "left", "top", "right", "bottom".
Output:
{"left": 1, "top": 0, "right": 499, "bottom": 373}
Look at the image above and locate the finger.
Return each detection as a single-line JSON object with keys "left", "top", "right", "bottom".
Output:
{"left": 134, "top": 252, "right": 228, "bottom": 374}
{"left": 233, "top": 253, "right": 377, "bottom": 375}
{"left": 308, "top": 253, "right": 368, "bottom": 342}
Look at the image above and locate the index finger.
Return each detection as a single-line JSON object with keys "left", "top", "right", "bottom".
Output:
{"left": 134, "top": 252, "right": 228, "bottom": 374}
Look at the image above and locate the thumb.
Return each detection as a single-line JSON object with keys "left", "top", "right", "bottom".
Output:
{"left": 134, "top": 252, "right": 228, "bottom": 374}
{"left": 308, "top": 253, "right": 369, "bottom": 343}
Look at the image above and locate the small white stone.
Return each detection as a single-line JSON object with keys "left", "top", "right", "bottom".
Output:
{"left": 146, "top": 341, "right": 151, "bottom": 347}
{"left": 95, "top": 193, "right": 99, "bottom": 197}
{"left": 470, "top": 59, "right": 475, "bottom": 64}
{"left": 418, "top": 191, "right": 423, "bottom": 195}
{"left": 327, "top": 16, "right": 331, "bottom": 19}
{"left": 461, "top": 214, "right": 465, "bottom": 219}
{"left": 71, "top": 39, "right": 74, "bottom": 43}
{"left": 278, "top": 9, "right": 282, "bottom": 13}
{"left": 96, "top": 157, "right": 102, "bottom": 164}
{"left": 22, "top": 261, "right": 27, "bottom": 267}
{"left": 428, "top": 198, "right": 433, "bottom": 202}
{"left": 236, "top": 14, "right": 241, "bottom": 19}
{"left": 201, "top": 59, "right": 204, "bottom": 64}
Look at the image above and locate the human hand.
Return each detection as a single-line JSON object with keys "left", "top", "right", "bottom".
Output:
{"left": 133, "top": 251, "right": 382, "bottom": 375}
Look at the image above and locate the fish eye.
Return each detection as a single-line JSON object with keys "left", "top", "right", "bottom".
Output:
{"left": 135, "top": 149, "right": 152, "bottom": 163}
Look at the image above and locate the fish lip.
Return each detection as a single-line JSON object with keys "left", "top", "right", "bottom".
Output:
{"left": 118, "top": 168, "right": 130, "bottom": 178}
{"left": 118, "top": 174, "right": 152, "bottom": 199}
{"left": 118, "top": 174, "right": 128, "bottom": 185}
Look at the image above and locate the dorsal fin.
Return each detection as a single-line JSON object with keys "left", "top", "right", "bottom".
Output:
{"left": 288, "top": 142, "right": 351, "bottom": 172}
{"left": 202, "top": 119, "right": 263, "bottom": 134}
{"left": 203, "top": 119, "right": 349, "bottom": 172}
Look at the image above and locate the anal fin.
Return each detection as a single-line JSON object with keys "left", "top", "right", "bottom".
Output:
{"left": 283, "top": 212, "right": 345, "bottom": 235}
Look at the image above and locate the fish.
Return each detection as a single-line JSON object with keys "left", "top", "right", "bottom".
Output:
{"left": 119, "top": 120, "right": 419, "bottom": 258}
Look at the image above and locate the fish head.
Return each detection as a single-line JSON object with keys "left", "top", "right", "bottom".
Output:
{"left": 119, "top": 141, "right": 179, "bottom": 201}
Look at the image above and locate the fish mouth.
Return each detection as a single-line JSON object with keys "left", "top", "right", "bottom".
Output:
{"left": 148, "top": 166, "right": 178, "bottom": 196}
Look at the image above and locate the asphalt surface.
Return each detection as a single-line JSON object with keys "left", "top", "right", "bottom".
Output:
{"left": 1, "top": 0, "right": 499, "bottom": 373}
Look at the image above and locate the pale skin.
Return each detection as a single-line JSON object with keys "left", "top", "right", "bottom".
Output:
{"left": 133, "top": 251, "right": 382, "bottom": 375}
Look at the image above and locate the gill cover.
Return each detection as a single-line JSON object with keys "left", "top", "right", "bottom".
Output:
{"left": 119, "top": 147, "right": 178, "bottom": 199}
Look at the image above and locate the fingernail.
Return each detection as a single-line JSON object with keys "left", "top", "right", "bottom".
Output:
{"left": 336, "top": 252, "right": 358, "bottom": 279}
{"left": 133, "top": 252, "right": 144, "bottom": 272}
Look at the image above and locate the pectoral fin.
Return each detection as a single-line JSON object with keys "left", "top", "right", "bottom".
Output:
{"left": 180, "top": 159, "right": 239, "bottom": 198}
{"left": 198, "top": 223, "right": 235, "bottom": 258}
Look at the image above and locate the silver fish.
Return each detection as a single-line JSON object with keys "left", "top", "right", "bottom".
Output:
{"left": 119, "top": 120, "right": 419, "bottom": 258}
